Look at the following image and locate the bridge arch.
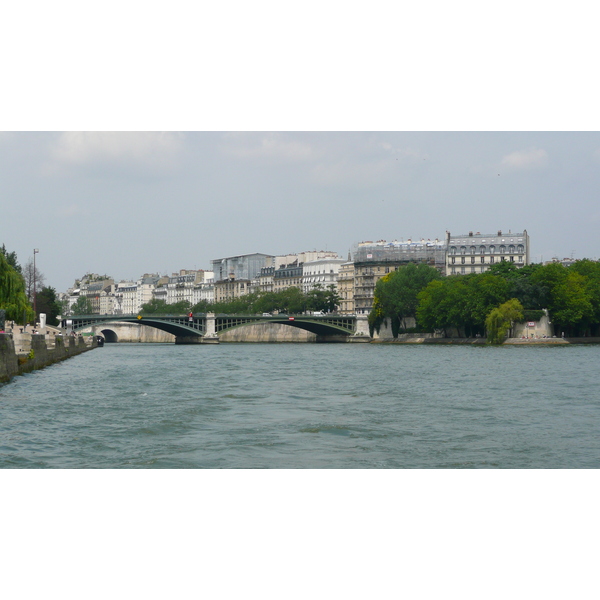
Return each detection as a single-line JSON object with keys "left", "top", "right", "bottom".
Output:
{"left": 100, "top": 329, "right": 119, "bottom": 343}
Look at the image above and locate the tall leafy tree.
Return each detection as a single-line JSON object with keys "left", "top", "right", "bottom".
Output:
{"left": 70, "top": 296, "right": 94, "bottom": 315}
{"left": 485, "top": 299, "right": 524, "bottom": 344}
{"left": 0, "top": 244, "right": 21, "bottom": 274}
{"left": 0, "top": 251, "right": 34, "bottom": 322}
{"left": 531, "top": 262, "right": 593, "bottom": 335}
{"left": 569, "top": 259, "right": 600, "bottom": 334}
{"left": 373, "top": 263, "right": 441, "bottom": 337}
{"left": 36, "top": 286, "right": 61, "bottom": 326}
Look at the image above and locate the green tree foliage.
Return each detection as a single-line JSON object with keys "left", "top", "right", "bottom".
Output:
{"left": 1, "top": 244, "right": 21, "bottom": 274}
{"left": 416, "top": 273, "right": 510, "bottom": 337}
{"left": 306, "top": 285, "right": 341, "bottom": 314}
{"left": 487, "top": 262, "right": 549, "bottom": 309}
{"left": 389, "top": 259, "right": 600, "bottom": 338}
{"left": 70, "top": 296, "right": 94, "bottom": 315}
{"left": 140, "top": 299, "right": 191, "bottom": 314}
{"left": 569, "top": 259, "right": 600, "bottom": 334}
{"left": 191, "top": 287, "right": 338, "bottom": 316}
{"left": 0, "top": 250, "right": 32, "bottom": 322}
{"left": 372, "top": 264, "right": 441, "bottom": 337}
{"left": 485, "top": 298, "right": 524, "bottom": 344}
{"left": 36, "top": 286, "right": 61, "bottom": 326}
{"left": 530, "top": 262, "right": 594, "bottom": 335}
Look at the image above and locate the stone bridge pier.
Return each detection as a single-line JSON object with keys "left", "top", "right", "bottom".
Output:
{"left": 175, "top": 313, "right": 219, "bottom": 344}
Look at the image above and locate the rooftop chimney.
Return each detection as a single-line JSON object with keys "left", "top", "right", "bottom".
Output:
{"left": 469, "top": 231, "right": 473, "bottom": 236}
{"left": 498, "top": 230, "right": 502, "bottom": 236}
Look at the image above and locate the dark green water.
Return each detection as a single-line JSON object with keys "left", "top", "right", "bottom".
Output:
{"left": 1, "top": 343, "right": 599, "bottom": 468}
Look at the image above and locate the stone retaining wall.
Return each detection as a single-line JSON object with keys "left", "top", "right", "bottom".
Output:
{"left": 219, "top": 323, "right": 316, "bottom": 343}
{"left": 0, "top": 333, "right": 96, "bottom": 384}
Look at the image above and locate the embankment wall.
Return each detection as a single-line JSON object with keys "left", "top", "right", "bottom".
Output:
{"left": 219, "top": 323, "right": 316, "bottom": 342}
{"left": 0, "top": 333, "right": 96, "bottom": 384}
{"left": 81, "top": 323, "right": 175, "bottom": 343}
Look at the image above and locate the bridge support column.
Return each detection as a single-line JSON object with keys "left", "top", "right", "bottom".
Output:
{"left": 200, "top": 313, "right": 219, "bottom": 343}
{"left": 348, "top": 315, "right": 372, "bottom": 342}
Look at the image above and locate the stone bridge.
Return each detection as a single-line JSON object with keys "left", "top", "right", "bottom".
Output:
{"left": 60, "top": 313, "right": 371, "bottom": 343}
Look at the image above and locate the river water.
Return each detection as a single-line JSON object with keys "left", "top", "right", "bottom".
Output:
{"left": 1, "top": 342, "right": 599, "bottom": 468}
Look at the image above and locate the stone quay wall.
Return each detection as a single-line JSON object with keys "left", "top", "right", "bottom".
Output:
{"left": 81, "top": 323, "right": 175, "bottom": 343}
{"left": 219, "top": 323, "right": 316, "bottom": 342}
{"left": 0, "top": 333, "right": 97, "bottom": 384}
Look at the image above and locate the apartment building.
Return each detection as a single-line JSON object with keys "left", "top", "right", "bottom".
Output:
{"left": 301, "top": 257, "right": 346, "bottom": 294}
{"left": 273, "top": 261, "right": 303, "bottom": 292}
{"left": 351, "top": 239, "right": 446, "bottom": 313}
{"left": 445, "top": 230, "right": 530, "bottom": 275}
{"left": 214, "top": 276, "right": 255, "bottom": 303}
{"left": 337, "top": 261, "right": 355, "bottom": 315}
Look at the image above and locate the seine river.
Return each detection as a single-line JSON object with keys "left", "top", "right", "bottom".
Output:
{"left": 1, "top": 342, "right": 599, "bottom": 468}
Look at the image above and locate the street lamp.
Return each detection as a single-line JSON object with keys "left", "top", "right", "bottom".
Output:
{"left": 33, "top": 248, "right": 39, "bottom": 323}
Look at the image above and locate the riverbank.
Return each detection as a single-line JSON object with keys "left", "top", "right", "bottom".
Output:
{"left": 0, "top": 332, "right": 98, "bottom": 384}
{"left": 372, "top": 335, "right": 600, "bottom": 345}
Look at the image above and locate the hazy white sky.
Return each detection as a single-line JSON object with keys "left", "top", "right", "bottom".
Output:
{"left": 2, "top": 131, "right": 599, "bottom": 291}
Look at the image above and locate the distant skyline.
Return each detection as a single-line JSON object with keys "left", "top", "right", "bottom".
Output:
{"left": 1, "top": 131, "right": 599, "bottom": 292}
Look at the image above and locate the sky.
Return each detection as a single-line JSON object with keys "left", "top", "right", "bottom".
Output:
{"left": 1, "top": 131, "right": 600, "bottom": 292}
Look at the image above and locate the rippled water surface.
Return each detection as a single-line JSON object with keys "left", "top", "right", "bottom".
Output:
{"left": 1, "top": 343, "right": 599, "bottom": 468}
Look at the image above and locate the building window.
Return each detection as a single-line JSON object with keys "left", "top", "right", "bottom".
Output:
{"left": 489, "top": 245, "right": 495, "bottom": 254}
{"left": 470, "top": 246, "right": 476, "bottom": 254}
{"left": 450, "top": 246, "right": 457, "bottom": 255}
{"left": 517, "top": 244, "right": 524, "bottom": 253}
{"left": 460, "top": 246, "right": 466, "bottom": 255}
{"left": 451, "top": 267, "right": 456, "bottom": 274}
{"left": 490, "top": 256, "right": 495, "bottom": 264}
{"left": 509, "top": 245, "right": 515, "bottom": 253}
{"left": 471, "top": 257, "right": 475, "bottom": 264}
{"left": 461, "top": 257, "right": 465, "bottom": 264}
{"left": 510, "top": 256, "right": 514, "bottom": 262}
{"left": 480, "top": 257, "right": 485, "bottom": 263}
{"left": 451, "top": 257, "right": 456, "bottom": 264}
{"left": 518, "top": 255, "right": 523, "bottom": 263}
{"left": 460, "top": 266, "right": 466, "bottom": 274}
{"left": 480, "top": 245, "right": 486, "bottom": 254}
{"left": 500, "top": 245, "right": 506, "bottom": 254}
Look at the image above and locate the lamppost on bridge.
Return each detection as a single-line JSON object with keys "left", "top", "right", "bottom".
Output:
{"left": 33, "top": 248, "right": 39, "bottom": 324}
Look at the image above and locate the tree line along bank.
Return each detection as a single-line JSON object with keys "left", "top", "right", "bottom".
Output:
{"left": 368, "top": 260, "right": 600, "bottom": 341}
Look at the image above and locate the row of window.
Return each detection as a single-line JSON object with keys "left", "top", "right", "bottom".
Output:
{"left": 450, "top": 255, "right": 524, "bottom": 264}
{"left": 449, "top": 245, "right": 524, "bottom": 255}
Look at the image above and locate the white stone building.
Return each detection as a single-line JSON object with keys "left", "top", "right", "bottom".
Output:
{"left": 302, "top": 257, "right": 346, "bottom": 293}
{"left": 446, "top": 230, "right": 530, "bottom": 275}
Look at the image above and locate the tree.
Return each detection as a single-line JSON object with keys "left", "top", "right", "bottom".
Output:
{"left": 0, "top": 250, "right": 33, "bottom": 323}
{"left": 417, "top": 278, "right": 466, "bottom": 336}
{"left": 485, "top": 299, "right": 524, "bottom": 344}
{"left": 372, "top": 264, "right": 441, "bottom": 337}
{"left": 416, "top": 273, "right": 510, "bottom": 337}
{"left": 0, "top": 244, "right": 21, "bottom": 274}
{"left": 466, "top": 273, "right": 512, "bottom": 332}
{"left": 70, "top": 296, "right": 94, "bottom": 315}
{"left": 23, "top": 257, "right": 46, "bottom": 303}
{"left": 36, "top": 286, "right": 61, "bottom": 326}
{"left": 569, "top": 259, "right": 600, "bottom": 335}
{"left": 306, "top": 285, "right": 341, "bottom": 314}
{"left": 531, "top": 262, "right": 594, "bottom": 335}
{"left": 140, "top": 299, "right": 191, "bottom": 314}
